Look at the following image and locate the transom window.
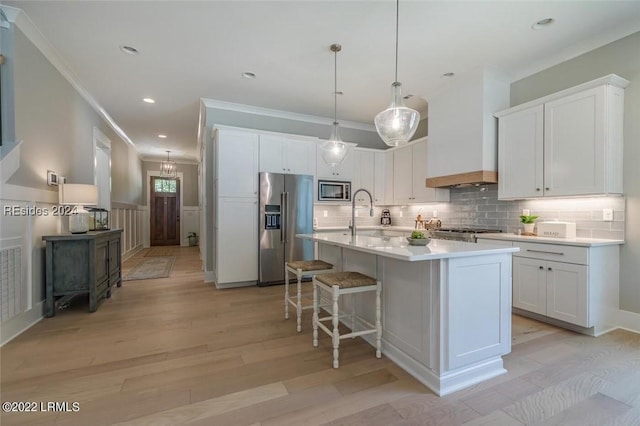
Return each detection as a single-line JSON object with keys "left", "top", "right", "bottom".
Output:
{"left": 154, "top": 178, "right": 177, "bottom": 193}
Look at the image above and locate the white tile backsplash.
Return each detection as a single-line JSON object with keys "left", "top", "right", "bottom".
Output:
{"left": 314, "top": 184, "right": 625, "bottom": 239}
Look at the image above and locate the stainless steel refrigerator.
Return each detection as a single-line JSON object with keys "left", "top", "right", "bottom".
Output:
{"left": 258, "top": 172, "right": 314, "bottom": 286}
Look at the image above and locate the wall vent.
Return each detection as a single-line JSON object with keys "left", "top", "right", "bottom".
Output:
{"left": 0, "top": 246, "right": 22, "bottom": 322}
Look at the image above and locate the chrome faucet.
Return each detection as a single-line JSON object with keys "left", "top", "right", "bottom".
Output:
{"left": 350, "top": 188, "right": 375, "bottom": 237}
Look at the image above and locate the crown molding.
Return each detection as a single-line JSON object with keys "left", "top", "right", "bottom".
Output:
{"left": 201, "top": 98, "right": 376, "bottom": 132}
{"left": 140, "top": 156, "right": 199, "bottom": 165}
{"left": 8, "top": 6, "right": 137, "bottom": 151}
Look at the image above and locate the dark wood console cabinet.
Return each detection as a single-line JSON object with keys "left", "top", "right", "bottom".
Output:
{"left": 43, "top": 229, "right": 122, "bottom": 317}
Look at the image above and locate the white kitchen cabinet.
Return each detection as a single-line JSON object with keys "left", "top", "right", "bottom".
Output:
{"left": 510, "top": 240, "right": 618, "bottom": 334}
{"left": 498, "top": 105, "right": 544, "bottom": 199}
{"left": 545, "top": 261, "right": 588, "bottom": 326}
{"left": 216, "top": 197, "right": 258, "bottom": 285}
{"left": 353, "top": 149, "right": 375, "bottom": 203}
{"left": 513, "top": 256, "right": 588, "bottom": 327}
{"left": 259, "top": 133, "right": 316, "bottom": 176}
{"left": 316, "top": 143, "right": 355, "bottom": 180}
{"left": 497, "top": 75, "right": 627, "bottom": 200}
{"left": 374, "top": 151, "right": 392, "bottom": 205}
{"left": 393, "top": 139, "right": 449, "bottom": 204}
{"left": 217, "top": 128, "right": 259, "bottom": 198}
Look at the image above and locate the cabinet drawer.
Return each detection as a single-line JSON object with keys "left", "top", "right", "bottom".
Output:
{"left": 96, "top": 279, "right": 110, "bottom": 296}
{"left": 513, "top": 242, "right": 588, "bottom": 265}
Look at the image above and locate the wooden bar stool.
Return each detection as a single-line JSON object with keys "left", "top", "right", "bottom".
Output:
{"left": 285, "top": 260, "right": 334, "bottom": 332}
{"left": 312, "top": 272, "right": 382, "bottom": 368}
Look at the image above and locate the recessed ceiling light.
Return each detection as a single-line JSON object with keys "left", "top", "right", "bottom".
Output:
{"left": 120, "top": 45, "right": 139, "bottom": 55}
{"left": 158, "top": 134, "right": 167, "bottom": 139}
{"left": 242, "top": 72, "right": 256, "bottom": 79}
{"left": 532, "top": 18, "right": 554, "bottom": 30}
{"left": 442, "top": 72, "right": 455, "bottom": 78}
{"left": 143, "top": 98, "right": 155, "bottom": 104}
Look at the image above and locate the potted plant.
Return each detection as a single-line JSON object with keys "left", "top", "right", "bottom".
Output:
{"left": 188, "top": 232, "right": 199, "bottom": 246}
{"left": 519, "top": 215, "right": 538, "bottom": 235}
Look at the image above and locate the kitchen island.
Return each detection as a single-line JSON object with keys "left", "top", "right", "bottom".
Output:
{"left": 297, "top": 232, "right": 519, "bottom": 396}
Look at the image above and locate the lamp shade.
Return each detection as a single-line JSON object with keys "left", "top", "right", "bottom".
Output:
{"left": 320, "top": 122, "right": 348, "bottom": 167}
{"left": 59, "top": 184, "right": 98, "bottom": 206}
{"left": 374, "top": 82, "right": 420, "bottom": 147}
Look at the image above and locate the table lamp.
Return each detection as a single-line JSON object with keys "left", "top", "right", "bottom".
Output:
{"left": 59, "top": 184, "right": 98, "bottom": 233}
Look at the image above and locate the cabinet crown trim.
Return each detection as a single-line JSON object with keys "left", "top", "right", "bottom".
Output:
{"left": 495, "top": 74, "right": 629, "bottom": 118}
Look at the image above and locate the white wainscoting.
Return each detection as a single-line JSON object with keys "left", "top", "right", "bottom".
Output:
{"left": 111, "top": 202, "right": 145, "bottom": 260}
{"left": 0, "top": 196, "right": 60, "bottom": 346}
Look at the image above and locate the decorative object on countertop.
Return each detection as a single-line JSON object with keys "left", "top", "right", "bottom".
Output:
{"left": 381, "top": 209, "right": 392, "bottom": 226}
{"left": 374, "top": 0, "right": 420, "bottom": 146}
{"left": 87, "top": 208, "right": 109, "bottom": 231}
{"left": 416, "top": 216, "right": 442, "bottom": 230}
{"left": 59, "top": 183, "right": 98, "bottom": 234}
{"left": 519, "top": 214, "right": 539, "bottom": 236}
{"left": 407, "top": 230, "right": 431, "bottom": 246}
{"left": 320, "top": 43, "right": 348, "bottom": 167}
{"left": 537, "top": 221, "right": 577, "bottom": 239}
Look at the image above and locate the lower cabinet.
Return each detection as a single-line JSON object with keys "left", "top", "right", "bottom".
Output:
{"left": 513, "top": 256, "right": 588, "bottom": 327}
{"left": 510, "top": 240, "right": 619, "bottom": 334}
{"left": 216, "top": 197, "right": 258, "bottom": 286}
{"left": 43, "top": 229, "right": 122, "bottom": 317}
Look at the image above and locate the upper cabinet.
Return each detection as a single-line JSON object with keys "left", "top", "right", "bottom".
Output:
{"left": 393, "top": 138, "right": 450, "bottom": 204}
{"left": 496, "top": 75, "right": 628, "bottom": 200}
{"left": 374, "top": 151, "right": 393, "bottom": 205}
{"left": 316, "top": 143, "right": 355, "bottom": 180}
{"left": 216, "top": 128, "right": 259, "bottom": 198}
{"left": 353, "top": 149, "right": 374, "bottom": 202}
{"left": 426, "top": 66, "right": 510, "bottom": 188}
{"left": 259, "top": 133, "right": 317, "bottom": 176}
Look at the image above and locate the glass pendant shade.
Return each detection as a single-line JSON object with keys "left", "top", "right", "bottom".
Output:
{"left": 320, "top": 43, "right": 349, "bottom": 168}
{"left": 375, "top": 82, "right": 420, "bottom": 147}
{"left": 320, "top": 122, "right": 347, "bottom": 167}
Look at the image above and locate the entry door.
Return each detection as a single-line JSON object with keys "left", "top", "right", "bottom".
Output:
{"left": 150, "top": 177, "right": 180, "bottom": 246}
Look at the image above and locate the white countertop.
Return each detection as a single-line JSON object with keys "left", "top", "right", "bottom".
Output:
{"left": 476, "top": 233, "right": 624, "bottom": 247}
{"left": 314, "top": 225, "right": 416, "bottom": 232}
{"left": 297, "top": 232, "right": 519, "bottom": 261}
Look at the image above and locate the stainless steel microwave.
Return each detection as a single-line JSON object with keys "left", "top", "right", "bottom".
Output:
{"left": 318, "top": 180, "right": 351, "bottom": 202}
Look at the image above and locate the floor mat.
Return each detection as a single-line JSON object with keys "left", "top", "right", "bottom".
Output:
{"left": 123, "top": 256, "right": 175, "bottom": 280}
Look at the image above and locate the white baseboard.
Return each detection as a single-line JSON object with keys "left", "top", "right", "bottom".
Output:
{"left": 0, "top": 301, "right": 44, "bottom": 347}
{"left": 204, "top": 270, "right": 215, "bottom": 283}
{"left": 122, "top": 244, "right": 144, "bottom": 261}
{"left": 617, "top": 309, "right": 640, "bottom": 334}
{"left": 215, "top": 280, "right": 256, "bottom": 289}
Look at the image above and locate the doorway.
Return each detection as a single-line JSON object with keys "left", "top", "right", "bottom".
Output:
{"left": 150, "top": 177, "right": 180, "bottom": 246}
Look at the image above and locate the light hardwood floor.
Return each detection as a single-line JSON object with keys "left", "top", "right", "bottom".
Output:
{"left": 1, "top": 247, "right": 639, "bottom": 425}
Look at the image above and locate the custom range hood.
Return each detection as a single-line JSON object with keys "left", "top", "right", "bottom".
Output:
{"left": 425, "top": 66, "right": 510, "bottom": 188}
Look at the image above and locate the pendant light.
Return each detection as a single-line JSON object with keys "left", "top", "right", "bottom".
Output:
{"left": 374, "top": 0, "right": 420, "bottom": 147}
{"left": 320, "top": 43, "right": 348, "bottom": 168}
{"left": 160, "top": 150, "right": 177, "bottom": 178}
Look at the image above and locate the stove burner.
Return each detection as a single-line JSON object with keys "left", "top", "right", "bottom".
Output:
{"left": 430, "top": 227, "right": 502, "bottom": 242}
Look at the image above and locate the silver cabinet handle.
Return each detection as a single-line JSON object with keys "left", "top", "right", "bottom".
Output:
{"left": 536, "top": 188, "right": 541, "bottom": 191}
{"left": 539, "top": 266, "right": 544, "bottom": 270}
{"left": 527, "top": 249, "right": 564, "bottom": 256}
{"left": 548, "top": 267, "right": 552, "bottom": 271}
{"left": 545, "top": 187, "right": 550, "bottom": 191}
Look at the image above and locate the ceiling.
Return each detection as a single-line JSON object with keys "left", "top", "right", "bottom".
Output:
{"left": 5, "top": 1, "right": 640, "bottom": 161}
